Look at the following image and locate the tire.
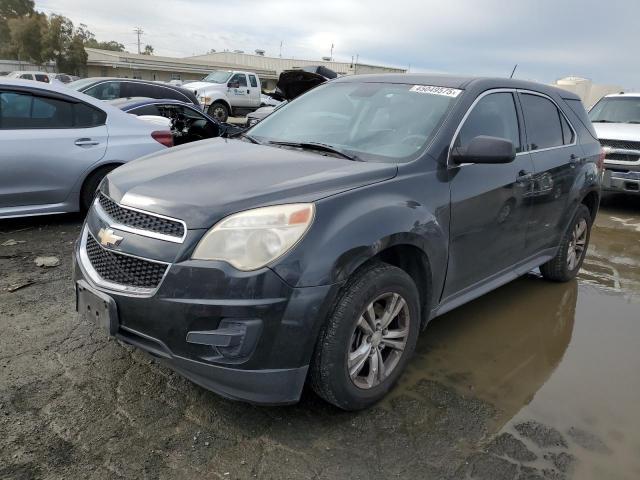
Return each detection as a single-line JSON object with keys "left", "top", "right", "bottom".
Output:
{"left": 208, "top": 102, "right": 229, "bottom": 122}
{"left": 309, "top": 262, "right": 421, "bottom": 410}
{"left": 540, "top": 204, "right": 592, "bottom": 282}
{"left": 80, "top": 165, "right": 118, "bottom": 211}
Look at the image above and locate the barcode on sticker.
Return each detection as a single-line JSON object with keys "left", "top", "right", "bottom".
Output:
{"left": 410, "top": 85, "right": 462, "bottom": 97}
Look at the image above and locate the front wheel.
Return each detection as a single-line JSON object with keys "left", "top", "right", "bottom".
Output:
{"left": 540, "top": 204, "right": 592, "bottom": 282}
{"left": 309, "top": 262, "right": 420, "bottom": 410}
{"left": 208, "top": 102, "right": 229, "bottom": 122}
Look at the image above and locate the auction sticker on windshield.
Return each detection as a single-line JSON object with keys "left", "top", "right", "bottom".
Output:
{"left": 410, "top": 85, "right": 462, "bottom": 97}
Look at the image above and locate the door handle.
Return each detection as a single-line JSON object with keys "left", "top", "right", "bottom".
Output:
{"left": 75, "top": 138, "right": 99, "bottom": 146}
{"left": 516, "top": 170, "right": 533, "bottom": 184}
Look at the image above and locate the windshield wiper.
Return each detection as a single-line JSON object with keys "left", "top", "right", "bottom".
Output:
{"left": 268, "top": 141, "right": 359, "bottom": 161}
{"left": 626, "top": 121, "right": 640, "bottom": 124}
{"left": 229, "top": 131, "right": 262, "bottom": 144}
{"left": 592, "top": 120, "right": 619, "bottom": 123}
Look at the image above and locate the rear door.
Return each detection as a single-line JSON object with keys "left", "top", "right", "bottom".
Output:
{"left": 518, "top": 91, "right": 581, "bottom": 255}
{"left": 247, "top": 74, "right": 261, "bottom": 107}
{"left": 443, "top": 90, "right": 535, "bottom": 298}
{"left": 227, "top": 73, "right": 250, "bottom": 107}
{"left": 0, "top": 90, "right": 108, "bottom": 209}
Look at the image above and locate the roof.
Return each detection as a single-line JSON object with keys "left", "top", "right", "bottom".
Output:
{"left": 85, "top": 48, "right": 278, "bottom": 78}
{"left": 334, "top": 74, "right": 582, "bottom": 100}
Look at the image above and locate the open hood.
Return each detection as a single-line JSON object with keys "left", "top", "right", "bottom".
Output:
{"left": 270, "top": 66, "right": 337, "bottom": 102}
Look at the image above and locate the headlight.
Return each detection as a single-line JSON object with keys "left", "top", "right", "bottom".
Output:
{"left": 200, "top": 96, "right": 212, "bottom": 105}
{"left": 191, "top": 204, "right": 315, "bottom": 271}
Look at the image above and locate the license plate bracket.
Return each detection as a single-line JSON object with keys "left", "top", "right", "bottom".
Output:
{"left": 76, "top": 279, "right": 118, "bottom": 335}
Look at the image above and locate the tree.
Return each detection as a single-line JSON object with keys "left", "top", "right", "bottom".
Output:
{"left": 6, "top": 12, "right": 48, "bottom": 64}
{"left": 142, "top": 44, "right": 154, "bottom": 55}
{"left": 85, "top": 39, "right": 125, "bottom": 52}
{"left": 0, "top": 0, "right": 35, "bottom": 58}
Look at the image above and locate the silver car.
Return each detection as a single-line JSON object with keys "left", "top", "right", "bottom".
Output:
{"left": 0, "top": 79, "right": 173, "bottom": 218}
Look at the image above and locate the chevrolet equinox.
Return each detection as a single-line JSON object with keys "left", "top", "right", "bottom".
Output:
{"left": 74, "top": 75, "right": 602, "bottom": 410}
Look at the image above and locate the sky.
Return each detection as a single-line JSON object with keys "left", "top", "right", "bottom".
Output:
{"left": 37, "top": 0, "right": 639, "bottom": 89}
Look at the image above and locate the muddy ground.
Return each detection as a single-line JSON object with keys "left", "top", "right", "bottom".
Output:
{"left": 1, "top": 194, "right": 639, "bottom": 480}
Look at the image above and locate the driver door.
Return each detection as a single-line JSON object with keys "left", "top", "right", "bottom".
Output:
{"left": 443, "top": 91, "right": 535, "bottom": 299}
{"left": 227, "top": 73, "right": 250, "bottom": 107}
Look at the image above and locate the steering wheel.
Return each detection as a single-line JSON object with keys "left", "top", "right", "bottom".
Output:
{"left": 401, "top": 134, "right": 428, "bottom": 146}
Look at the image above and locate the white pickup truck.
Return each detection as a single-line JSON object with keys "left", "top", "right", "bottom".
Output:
{"left": 183, "top": 70, "right": 262, "bottom": 122}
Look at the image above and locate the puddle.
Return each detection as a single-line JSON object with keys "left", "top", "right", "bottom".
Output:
{"left": 388, "top": 195, "right": 640, "bottom": 479}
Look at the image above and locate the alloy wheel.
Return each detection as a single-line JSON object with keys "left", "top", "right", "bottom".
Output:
{"left": 347, "top": 292, "right": 410, "bottom": 389}
{"left": 567, "top": 218, "right": 588, "bottom": 270}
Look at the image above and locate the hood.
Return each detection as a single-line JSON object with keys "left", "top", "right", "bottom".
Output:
{"left": 271, "top": 69, "right": 332, "bottom": 102}
{"left": 593, "top": 122, "right": 640, "bottom": 142}
{"left": 103, "top": 138, "right": 397, "bottom": 229}
{"left": 182, "top": 81, "right": 225, "bottom": 94}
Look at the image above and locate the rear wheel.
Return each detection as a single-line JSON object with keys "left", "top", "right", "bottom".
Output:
{"left": 540, "top": 204, "right": 592, "bottom": 282}
{"left": 309, "top": 262, "right": 420, "bottom": 410}
{"left": 208, "top": 102, "right": 229, "bottom": 122}
{"left": 80, "top": 165, "right": 118, "bottom": 211}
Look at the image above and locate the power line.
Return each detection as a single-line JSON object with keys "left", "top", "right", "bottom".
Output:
{"left": 133, "top": 27, "right": 144, "bottom": 54}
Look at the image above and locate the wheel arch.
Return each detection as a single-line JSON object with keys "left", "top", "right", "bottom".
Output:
{"left": 580, "top": 189, "right": 600, "bottom": 221}
{"left": 208, "top": 98, "right": 231, "bottom": 115}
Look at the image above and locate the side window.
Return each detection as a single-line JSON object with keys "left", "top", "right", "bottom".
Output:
{"left": 130, "top": 104, "right": 162, "bottom": 116}
{"left": 84, "top": 82, "right": 121, "bottom": 100}
{"left": 248, "top": 75, "right": 258, "bottom": 88}
{"left": 0, "top": 92, "right": 73, "bottom": 128}
{"left": 20, "top": 74, "right": 33, "bottom": 80}
{"left": 35, "top": 74, "right": 50, "bottom": 83}
{"left": 559, "top": 112, "right": 575, "bottom": 145}
{"left": 230, "top": 73, "right": 247, "bottom": 87}
{"left": 520, "top": 94, "right": 564, "bottom": 150}
{"left": 74, "top": 103, "right": 107, "bottom": 127}
{"left": 456, "top": 92, "right": 521, "bottom": 152}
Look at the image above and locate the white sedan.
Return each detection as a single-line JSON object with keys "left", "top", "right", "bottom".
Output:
{"left": 0, "top": 79, "right": 173, "bottom": 218}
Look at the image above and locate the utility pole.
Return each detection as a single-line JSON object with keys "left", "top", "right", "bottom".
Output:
{"left": 133, "top": 27, "right": 144, "bottom": 54}
{"left": 279, "top": 41, "right": 283, "bottom": 58}
{"left": 330, "top": 43, "right": 334, "bottom": 61}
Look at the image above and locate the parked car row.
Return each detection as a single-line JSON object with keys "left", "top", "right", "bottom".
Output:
{"left": 5, "top": 71, "right": 79, "bottom": 84}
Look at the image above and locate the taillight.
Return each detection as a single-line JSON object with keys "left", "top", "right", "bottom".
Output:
{"left": 151, "top": 130, "right": 173, "bottom": 148}
{"left": 597, "top": 148, "right": 606, "bottom": 172}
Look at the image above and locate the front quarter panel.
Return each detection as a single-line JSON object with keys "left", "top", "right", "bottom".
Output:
{"left": 271, "top": 163, "right": 450, "bottom": 304}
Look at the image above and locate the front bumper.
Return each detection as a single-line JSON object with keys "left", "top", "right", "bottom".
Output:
{"left": 603, "top": 168, "right": 640, "bottom": 194}
{"left": 73, "top": 229, "right": 336, "bottom": 405}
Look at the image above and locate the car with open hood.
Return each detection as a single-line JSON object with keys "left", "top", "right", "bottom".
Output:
{"left": 73, "top": 74, "right": 601, "bottom": 410}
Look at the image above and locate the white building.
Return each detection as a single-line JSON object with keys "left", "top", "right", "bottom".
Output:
{"left": 554, "top": 76, "right": 624, "bottom": 108}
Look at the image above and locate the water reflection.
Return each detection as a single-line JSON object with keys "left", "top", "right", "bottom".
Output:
{"left": 392, "top": 275, "right": 577, "bottom": 425}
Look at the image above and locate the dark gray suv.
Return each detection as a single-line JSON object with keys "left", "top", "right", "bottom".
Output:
{"left": 73, "top": 75, "right": 602, "bottom": 410}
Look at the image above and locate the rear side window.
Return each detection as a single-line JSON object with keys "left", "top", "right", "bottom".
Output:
{"left": 520, "top": 94, "right": 565, "bottom": 150}
{"left": 565, "top": 98, "right": 597, "bottom": 139}
{"left": 74, "top": 103, "right": 107, "bottom": 127}
{"left": 559, "top": 113, "right": 575, "bottom": 145}
{"left": 0, "top": 91, "right": 103, "bottom": 129}
{"left": 456, "top": 92, "right": 522, "bottom": 152}
{"left": 19, "top": 74, "right": 33, "bottom": 80}
{"left": 249, "top": 75, "right": 258, "bottom": 88}
{"left": 84, "top": 82, "right": 121, "bottom": 100}
{"left": 130, "top": 104, "right": 162, "bottom": 116}
{"left": 35, "top": 74, "right": 50, "bottom": 83}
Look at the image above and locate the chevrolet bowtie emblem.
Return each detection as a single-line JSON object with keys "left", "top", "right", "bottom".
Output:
{"left": 97, "top": 227, "right": 123, "bottom": 248}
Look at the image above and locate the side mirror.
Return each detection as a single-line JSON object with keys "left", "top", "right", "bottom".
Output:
{"left": 228, "top": 81, "right": 240, "bottom": 89}
{"left": 451, "top": 135, "right": 516, "bottom": 164}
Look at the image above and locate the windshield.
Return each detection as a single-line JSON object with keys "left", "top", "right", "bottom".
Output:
{"left": 202, "top": 71, "right": 232, "bottom": 83}
{"left": 249, "top": 82, "right": 459, "bottom": 162}
{"left": 589, "top": 96, "right": 640, "bottom": 124}
{"left": 67, "top": 78, "right": 99, "bottom": 91}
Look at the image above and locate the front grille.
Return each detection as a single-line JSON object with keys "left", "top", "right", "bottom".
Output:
{"left": 98, "top": 194, "right": 185, "bottom": 239}
{"left": 606, "top": 153, "right": 640, "bottom": 162}
{"left": 599, "top": 139, "right": 640, "bottom": 151}
{"left": 85, "top": 233, "right": 167, "bottom": 289}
